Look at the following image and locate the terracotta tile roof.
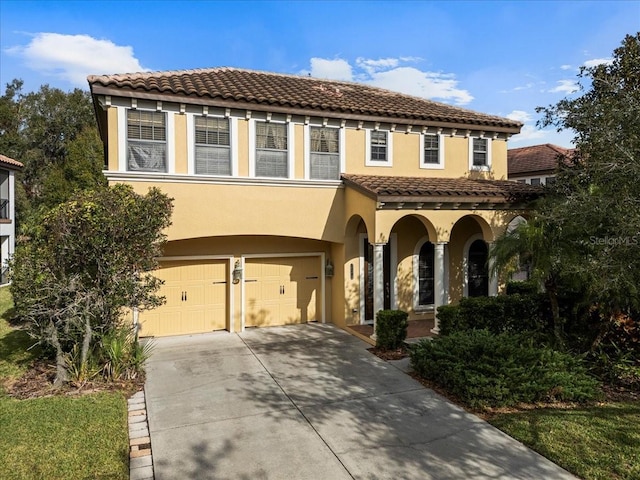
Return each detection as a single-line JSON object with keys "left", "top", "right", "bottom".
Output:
{"left": 88, "top": 67, "right": 521, "bottom": 131}
{"left": 0, "top": 154, "right": 23, "bottom": 169}
{"left": 508, "top": 143, "right": 570, "bottom": 176}
{"left": 342, "top": 174, "right": 540, "bottom": 203}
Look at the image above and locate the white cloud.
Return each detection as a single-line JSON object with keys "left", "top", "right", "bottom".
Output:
{"left": 560, "top": 64, "right": 573, "bottom": 70}
{"left": 309, "top": 58, "right": 353, "bottom": 81}
{"left": 304, "top": 57, "right": 473, "bottom": 105}
{"left": 506, "top": 110, "right": 532, "bottom": 123}
{"left": 367, "top": 67, "right": 473, "bottom": 105}
{"left": 6, "top": 33, "right": 147, "bottom": 87}
{"left": 355, "top": 57, "right": 400, "bottom": 75}
{"left": 583, "top": 57, "right": 613, "bottom": 68}
{"left": 549, "top": 79, "right": 579, "bottom": 94}
{"left": 509, "top": 124, "right": 549, "bottom": 144}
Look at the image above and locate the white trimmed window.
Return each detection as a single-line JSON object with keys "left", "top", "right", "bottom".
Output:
{"left": 255, "top": 121, "right": 288, "bottom": 178}
{"left": 127, "top": 110, "right": 167, "bottom": 172}
{"left": 420, "top": 133, "right": 445, "bottom": 169}
{"left": 418, "top": 241, "right": 435, "bottom": 306}
{"left": 469, "top": 137, "right": 491, "bottom": 169}
{"left": 309, "top": 126, "right": 340, "bottom": 180}
{"left": 194, "top": 116, "right": 230, "bottom": 175}
{"left": 365, "top": 129, "right": 393, "bottom": 166}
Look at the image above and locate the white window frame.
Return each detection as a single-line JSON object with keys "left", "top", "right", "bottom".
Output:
{"left": 419, "top": 132, "right": 445, "bottom": 170}
{"left": 413, "top": 236, "right": 436, "bottom": 311}
{"left": 303, "top": 123, "right": 345, "bottom": 180}
{"left": 118, "top": 105, "right": 175, "bottom": 174}
{"left": 248, "top": 118, "right": 295, "bottom": 178}
{"left": 365, "top": 128, "right": 393, "bottom": 167}
{"left": 468, "top": 136, "right": 491, "bottom": 171}
{"left": 187, "top": 113, "right": 238, "bottom": 176}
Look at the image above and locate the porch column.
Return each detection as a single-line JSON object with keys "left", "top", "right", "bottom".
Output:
{"left": 371, "top": 242, "right": 385, "bottom": 339}
{"left": 488, "top": 242, "right": 498, "bottom": 296}
{"left": 432, "top": 241, "right": 447, "bottom": 334}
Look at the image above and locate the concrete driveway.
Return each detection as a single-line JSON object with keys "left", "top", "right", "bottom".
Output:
{"left": 145, "top": 323, "right": 575, "bottom": 479}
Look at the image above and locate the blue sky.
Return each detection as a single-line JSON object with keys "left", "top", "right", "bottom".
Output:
{"left": 1, "top": 0, "right": 639, "bottom": 147}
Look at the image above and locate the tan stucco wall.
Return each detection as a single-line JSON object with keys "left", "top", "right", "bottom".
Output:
{"left": 174, "top": 114, "right": 188, "bottom": 174}
{"left": 107, "top": 107, "right": 119, "bottom": 171}
{"left": 119, "top": 180, "right": 345, "bottom": 243}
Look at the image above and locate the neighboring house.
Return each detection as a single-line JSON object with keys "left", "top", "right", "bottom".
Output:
{"left": 88, "top": 67, "right": 537, "bottom": 338}
{"left": 0, "top": 154, "right": 23, "bottom": 285}
{"left": 508, "top": 143, "right": 570, "bottom": 185}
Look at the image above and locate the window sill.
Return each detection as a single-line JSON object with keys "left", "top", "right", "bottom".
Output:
{"left": 414, "top": 305, "right": 435, "bottom": 313}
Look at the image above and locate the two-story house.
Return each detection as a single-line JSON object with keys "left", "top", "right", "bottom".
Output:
{"left": 0, "top": 154, "right": 23, "bottom": 285}
{"left": 88, "top": 67, "right": 535, "bottom": 338}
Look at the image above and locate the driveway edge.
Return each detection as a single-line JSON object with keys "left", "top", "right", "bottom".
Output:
{"left": 128, "top": 388, "right": 154, "bottom": 480}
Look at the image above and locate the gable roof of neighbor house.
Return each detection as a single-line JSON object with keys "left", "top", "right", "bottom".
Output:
{"left": 342, "top": 174, "right": 540, "bottom": 204}
{"left": 0, "top": 154, "right": 23, "bottom": 170}
{"left": 87, "top": 67, "right": 522, "bottom": 132}
{"left": 508, "top": 143, "right": 570, "bottom": 176}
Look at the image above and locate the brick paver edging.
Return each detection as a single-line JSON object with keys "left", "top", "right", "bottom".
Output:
{"left": 128, "top": 389, "right": 154, "bottom": 480}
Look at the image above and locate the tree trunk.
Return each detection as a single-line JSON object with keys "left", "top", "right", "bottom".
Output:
{"left": 81, "top": 315, "right": 92, "bottom": 367}
{"left": 545, "top": 278, "right": 563, "bottom": 344}
{"left": 50, "top": 321, "right": 68, "bottom": 388}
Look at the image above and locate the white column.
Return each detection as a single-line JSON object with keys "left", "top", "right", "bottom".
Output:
{"left": 488, "top": 242, "right": 498, "bottom": 296}
{"left": 371, "top": 243, "right": 385, "bottom": 338}
{"left": 432, "top": 242, "right": 447, "bottom": 334}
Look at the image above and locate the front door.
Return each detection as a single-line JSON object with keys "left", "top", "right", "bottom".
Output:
{"left": 363, "top": 238, "right": 391, "bottom": 322}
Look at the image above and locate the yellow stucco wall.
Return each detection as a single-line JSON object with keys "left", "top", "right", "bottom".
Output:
{"left": 107, "top": 107, "right": 119, "bottom": 171}
{"left": 174, "top": 114, "right": 188, "bottom": 174}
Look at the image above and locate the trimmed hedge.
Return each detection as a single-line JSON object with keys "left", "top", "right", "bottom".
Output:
{"left": 410, "top": 329, "right": 601, "bottom": 408}
{"left": 375, "top": 310, "right": 408, "bottom": 350}
{"left": 437, "top": 294, "right": 549, "bottom": 336}
{"left": 506, "top": 280, "right": 539, "bottom": 296}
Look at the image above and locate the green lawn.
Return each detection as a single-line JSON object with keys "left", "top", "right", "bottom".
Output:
{"left": 0, "top": 288, "right": 129, "bottom": 480}
{"left": 489, "top": 402, "right": 640, "bottom": 480}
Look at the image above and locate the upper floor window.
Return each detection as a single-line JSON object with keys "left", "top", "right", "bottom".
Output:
{"left": 310, "top": 127, "right": 340, "bottom": 180}
{"left": 255, "top": 121, "right": 288, "bottom": 178}
{"left": 530, "top": 177, "right": 541, "bottom": 186}
{"left": 195, "top": 116, "right": 230, "bottom": 175}
{"left": 546, "top": 176, "right": 556, "bottom": 185}
{"left": 0, "top": 169, "right": 8, "bottom": 219}
{"left": 365, "top": 129, "right": 393, "bottom": 167}
{"left": 420, "top": 133, "right": 444, "bottom": 169}
{"left": 469, "top": 137, "right": 492, "bottom": 170}
{"left": 127, "top": 110, "right": 167, "bottom": 172}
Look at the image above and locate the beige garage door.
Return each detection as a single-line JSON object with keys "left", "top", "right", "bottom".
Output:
{"left": 139, "top": 260, "right": 228, "bottom": 337}
{"left": 245, "top": 257, "right": 320, "bottom": 327}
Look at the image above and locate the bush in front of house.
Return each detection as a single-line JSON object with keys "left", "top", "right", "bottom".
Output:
{"left": 375, "top": 309, "right": 409, "bottom": 350}
{"left": 506, "top": 280, "right": 540, "bottom": 296}
{"left": 437, "top": 294, "right": 549, "bottom": 337}
{"left": 410, "top": 329, "right": 601, "bottom": 408}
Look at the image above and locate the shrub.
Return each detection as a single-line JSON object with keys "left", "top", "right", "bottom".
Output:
{"left": 375, "top": 310, "right": 408, "bottom": 350}
{"left": 506, "top": 280, "right": 539, "bottom": 295}
{"left": 437, "top": 294, "right": 549, "bottom": 337}
{"left": 410, "top": 329, "right": 601, "bottom": 408}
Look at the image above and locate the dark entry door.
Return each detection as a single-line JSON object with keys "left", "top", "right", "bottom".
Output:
{"left": 364, "top": 238, "right": 391, "bottom": 321}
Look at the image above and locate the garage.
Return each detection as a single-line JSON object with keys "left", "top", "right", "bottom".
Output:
{"left": 138, "top": 260, "right": 229, "bottom": 337}
{"left": 244, "top": 256, "right": 321, "bottom": 328}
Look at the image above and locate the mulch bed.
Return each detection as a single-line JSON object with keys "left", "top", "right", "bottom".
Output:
{"left": 4, "top": 360, "right": 144, "bottom": 400}
{"left": 367, "top": 346, "right": 410, "bottom": 361}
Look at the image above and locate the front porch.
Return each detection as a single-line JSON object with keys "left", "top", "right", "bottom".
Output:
{"left": 346, "top": 318, "right": 436, "bottom": 345}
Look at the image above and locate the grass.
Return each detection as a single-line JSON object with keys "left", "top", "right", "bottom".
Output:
{"left": 489, "top": 402, "right": 640, "bottom": 480}
{"left": 0, "top": 287, "right": 130, "bottom": 480}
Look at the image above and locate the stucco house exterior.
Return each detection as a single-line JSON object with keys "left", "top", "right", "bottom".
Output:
{"left": 0, "top": 154, "right": 23, "bottom": 285}
{"left": 88, "top": 67, "right": 537, "bottom": 338}
{"left": 508, "top": 143, "right": 570, "bottom": 186}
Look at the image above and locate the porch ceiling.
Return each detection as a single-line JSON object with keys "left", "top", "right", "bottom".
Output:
{"left": 342, "top": 174, "right": 540, "bottom": 210}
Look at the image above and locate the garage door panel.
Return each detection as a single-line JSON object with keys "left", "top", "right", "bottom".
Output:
{"left": 245, "top": 256, "right": 321, "bottom": 328}
{"left": 139, "top": 260, "right": 228, "bottom": 337}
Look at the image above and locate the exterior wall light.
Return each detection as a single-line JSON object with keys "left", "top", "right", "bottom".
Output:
{"left": 232, "top": 260, "right": 243, "bottom": 284}
{"left": 325, "top": 259, "right": 334, "bottom": 278}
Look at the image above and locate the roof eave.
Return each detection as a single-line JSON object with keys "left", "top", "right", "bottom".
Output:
{"left": 88, "top": 84, "right": 522, "bottom": 133}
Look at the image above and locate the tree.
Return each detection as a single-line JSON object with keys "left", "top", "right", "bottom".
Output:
{"left": 11, "top": 184, "right": 173, "bottom": 386}
{"left": 493, "top": 33, "right": 640, "bottom": 347}
{"left": 0, "top": 80, "right": 105, "bottom": 225}
{"left": 537, "top": 33, "right": 640, "bottom": 326}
